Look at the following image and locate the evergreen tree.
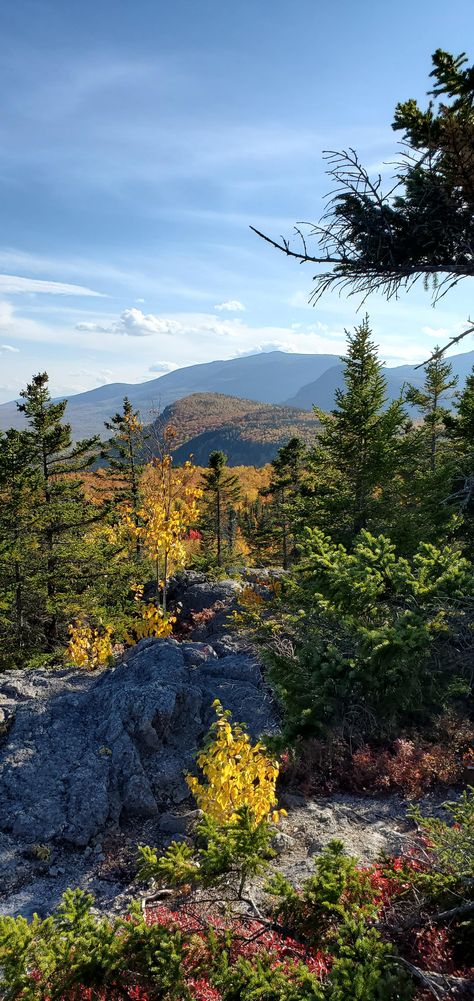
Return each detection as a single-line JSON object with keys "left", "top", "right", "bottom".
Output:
{"left": 103, "top": 397, "right": 145, "bottom": 557}
{"left": 200, "top": 451, "right": 241, "bottom": 567}
{"left": 17, "top": 373, "right": 101, "bottom": 651}
{"left": 254, "top": 50, "right": 474, "bottom": 307}
{"left": 0, "top": 429, "right": 41, "bottom": 667}
{"left": 445, "top": 366, "right": 474, "bottom": 454}
{"left": 239, "top": 495, "right": 274, "bottom": 565}
{"left": 444, "top": 366, "right": 474, "bottom": 536}
{"left": 308, "top": 317, "right": 409, "bottom": 542}
{"left": 405, "top": 353, "right": 458, "bottom": 471}
{"left": 262, "top": 437, "right": 307, "bottom": 568}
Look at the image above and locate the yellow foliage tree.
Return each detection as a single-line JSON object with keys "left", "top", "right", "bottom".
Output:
{"left": 66, "top": 621, "right": 113, "bottom": 670}
{"left": 186, "top": 699, "right": 286, "bottom": 826}
{"left": 124, "top": 584, "right": 176, "bottom": 642}
{"left": 123, "top": 438, "right": 201, "bottom": 611}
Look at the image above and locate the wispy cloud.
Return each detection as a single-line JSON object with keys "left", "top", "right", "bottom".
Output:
{"left": 0, "top": 343, "right": 19, "bottom": 353}
{"left": 214, "top": 299, "right": 245, "bottom": 312}
{"left": 420, "top": 323, "right": 470, "bottom": 339}
{"left": 0, "top": 275, "right": 105, "bottom": 297}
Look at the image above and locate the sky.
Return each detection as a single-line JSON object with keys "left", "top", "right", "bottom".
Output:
{"left": 0, "top": 0, "right": 473, "bottom": 404}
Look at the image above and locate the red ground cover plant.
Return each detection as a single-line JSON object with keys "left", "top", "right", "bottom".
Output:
{"left": 350, "top": 740, "right": 461, "bottom": 798}
{"left": 279, "top": 727, "right": 473, "bottom": 798}
{"left": 174, "top": 601, "right": 225, "bottom": 638}
{"left": 145, "top": 904, "right": 330, "bottom": 977}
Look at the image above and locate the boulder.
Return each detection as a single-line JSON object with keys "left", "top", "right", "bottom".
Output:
{"left": 0, "top": 636, "right": 276, "bottom": 848}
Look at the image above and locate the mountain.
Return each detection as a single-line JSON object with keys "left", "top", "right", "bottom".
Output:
{"left": 1, "top": 348, "right": 473, "bottom": 439}
{"left": 0, "top": 352, "right": 341, "bottom": 439}
{"left": 149, "top": 392, "right": 320, "bottom": 466}
{"left": 285, "top": 350, "right": 474, "bottom": 411}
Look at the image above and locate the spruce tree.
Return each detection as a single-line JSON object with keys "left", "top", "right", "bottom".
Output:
{"left": 309, "top": 317, "right": 408, "bottom": 541}
{"left": 0, "top": 429, "right": 41, "bottom": 667}
{"left": 103, "top": 397, "right": 145, "bottom": 556}
{"left": 239, "top": 495, "right": 274, "bottom": 565}
{"left": 444, "top": 366, "right": 474, "bottom": 538}
{"left": 262, "top": 437, "right": 307, "bottom": 568}
{"left": 405, "top": 353, "right": 458, "bottom": 471}
{"left": 200, "top": 451, "right": 241, "bottom": 567}
{"left": 445, "top": 366, "right": 474, "bottom": 455}
{"left": 17, "top": 373, "right": 101, "bottom": 652}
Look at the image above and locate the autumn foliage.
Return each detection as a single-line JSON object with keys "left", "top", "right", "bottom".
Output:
{"left": 66, "top": 622, "right": 114, "bottom": 671}
{"left": 186, "top": 699, "right": 285, "bottom": 826}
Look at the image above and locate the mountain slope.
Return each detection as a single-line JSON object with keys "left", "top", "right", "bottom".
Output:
{"left": 0, "top": 352, "right": 340, "bottom": 439}
{"left": 285, "top": 350, "right": 474, "bottom": 411}
{"left": 1, "top": 348, "right": 473, "bottom": 439}
{"left": 149, "top": 392, "right": 320, "bottom": 466}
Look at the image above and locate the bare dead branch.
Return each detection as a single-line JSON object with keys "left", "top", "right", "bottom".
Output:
{"left": 414, "top": 322, "right": 474, "bottom": 368}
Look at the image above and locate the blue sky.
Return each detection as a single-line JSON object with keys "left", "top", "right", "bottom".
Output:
{"left": 0, "top": 0, "right": 473, "bottom": 403}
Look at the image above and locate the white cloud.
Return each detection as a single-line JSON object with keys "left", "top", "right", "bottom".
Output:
{"left": 149, "top": 361, "right": 178, "bottom": 373}
{"left": 235, "top": 340, "right": 298, "bottom": 357}
{"left": 0, "top": 274, "right": 105, "bottom": 297}
{"left": 76, "top": 307, "right": 247, "bottom": 339}
{"left": 120, "top": 308, "right": 182, "bottom": 337}
{"left": 75, "top": 321, "right": 112, "bottom": 334}
{"left": 76, "top": 307, "right": 182, "bottom": 337}
{"left": 0, "top": 343, "right": 20, "bottom": 353}
{"left": 0, "top": 300, "right": 16, "bottom": 327}
{"left": 214, "top": 299, "right": 245, "bottom": 312}
{"left": 69, "top": 367, "right": 115, "bottom": 382}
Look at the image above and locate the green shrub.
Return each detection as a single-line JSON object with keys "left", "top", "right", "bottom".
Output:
{"left": 266, "top": 530, "right": 473, "bottom": 742}
{"left": 0, "top": 888, "right": 188, "bottom": 1000}
{"left": 138, "top": 807, "right": 274, "bottom": 899}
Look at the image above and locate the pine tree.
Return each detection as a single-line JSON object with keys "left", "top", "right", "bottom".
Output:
{"left": 200, "top": 451, "right": 241, "bottom": 567}
{"left": 0, "top": 429, "right": 41, "bottom": 666}
{"left": 254, "top": 50, "right": 474, "bottom": 307}
{"left": 309, "top": 317, "right": 409, "bottom": 541}
{"left": 445, "top": 366, "right": 474, "bottom": 455}
{"left": 103, "top": 397, "right": 145, "bottom": 556}
{"left": 17, "top": 373, "right": 101, "bottom": 651}
{"left": 405, "top": 353, "right": 458, "bottom": 471}
{"left": 444, "top": 366, "right": 474, "bottom": 535}
{"left": 239, "top": 495, "right": 274, "bottom": 565}
{"left": 262, "top": 437, "right": 307, "bottom": 568}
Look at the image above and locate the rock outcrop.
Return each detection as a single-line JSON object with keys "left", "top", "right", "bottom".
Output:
{"left": 0, "top": 636, "right": 276, "bottom": 848}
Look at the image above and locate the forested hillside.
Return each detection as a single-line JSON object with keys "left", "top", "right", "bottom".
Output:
{"left": 151, "top": 392, "right": 319, "bottom": 465}
{"left": 0, "top": 351, "right": 341, "bottom": 437}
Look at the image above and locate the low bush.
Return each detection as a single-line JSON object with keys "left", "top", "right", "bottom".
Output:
{"left": 2, "top": 791, "right": 473, "bottom": 999}
{"left": 263, "top": 531, "right": 473, "bottom": 744}
{"left": 350, "top": 739, "right": 461, "bottom": 798}
{"left": 139, "top": 701, "right": 285, "bottom": 899}
{"left": 279, "top": 722, "right": 473, "bottom": 799}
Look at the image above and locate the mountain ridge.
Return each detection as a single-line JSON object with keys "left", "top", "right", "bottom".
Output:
{"left": 1, "top": 348, "right": 473, "bottom": 438}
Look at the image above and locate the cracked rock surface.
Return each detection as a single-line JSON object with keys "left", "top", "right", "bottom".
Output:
{"left": 0, "top": 636, "right": 276, "bottom": 850}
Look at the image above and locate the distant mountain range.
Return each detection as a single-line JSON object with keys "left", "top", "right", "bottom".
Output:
{"left": 1, "top": 349, "right": 473, "bottom": 444}
{"left": 150, "top": 392, "right": 320, "bottom": 466}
